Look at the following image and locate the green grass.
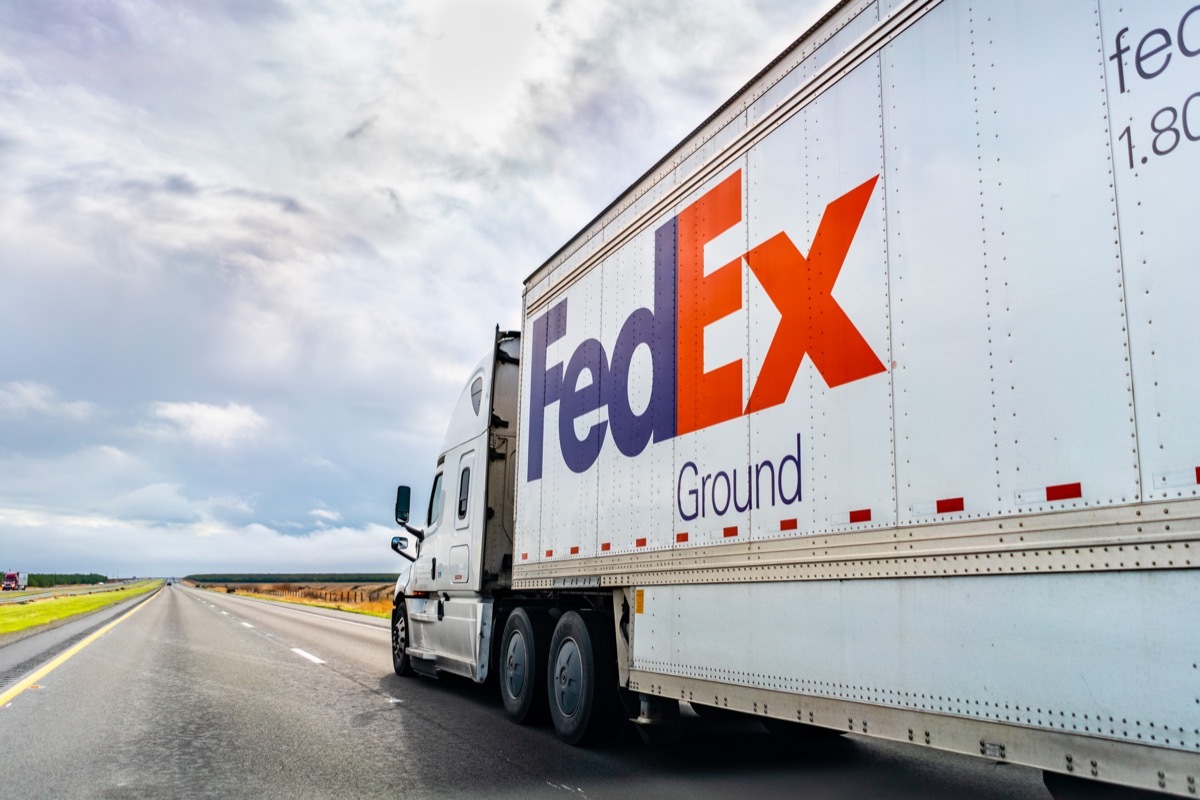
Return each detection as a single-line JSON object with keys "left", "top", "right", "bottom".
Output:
{"left": 0, "top": 580, "right": 162, "bottom": 635}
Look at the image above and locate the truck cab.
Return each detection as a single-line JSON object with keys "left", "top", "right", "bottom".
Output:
{"left": 390, "top": 329, "right": 519, "bottom": 681}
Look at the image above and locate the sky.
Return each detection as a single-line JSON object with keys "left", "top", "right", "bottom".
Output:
{"left": 0, "top": 0, "right": 824, "bottom": 577}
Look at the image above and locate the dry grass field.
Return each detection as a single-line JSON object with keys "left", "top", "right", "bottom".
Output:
{"left": 199, "top": 581, "right": 394, "bottom": 618}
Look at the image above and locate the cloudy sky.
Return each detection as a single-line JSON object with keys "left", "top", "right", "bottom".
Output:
{"left": 0, "top": 0, "right": 823, "bottom": 577}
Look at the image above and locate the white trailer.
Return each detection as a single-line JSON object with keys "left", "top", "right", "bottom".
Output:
{"left": 390, "top": 0, "right": 1200, "bottom": 794}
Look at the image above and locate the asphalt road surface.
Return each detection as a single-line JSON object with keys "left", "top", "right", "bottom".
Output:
{"left": 0, "top": 584, "right": 1057, "bottom": 799}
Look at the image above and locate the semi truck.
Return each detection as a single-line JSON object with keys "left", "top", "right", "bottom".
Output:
{"left": 388, "top": 0, "right": 1200, "bottom": 795}
{"left": 3, "top": 572, "right": 29, "bottom": 591}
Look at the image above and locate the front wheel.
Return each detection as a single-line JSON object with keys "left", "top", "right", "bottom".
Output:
{"left": 392, "top": 598, "right": 414, "bottom": 677}
{"left": 546, "top": 610, "right": 617, "bottom": 745}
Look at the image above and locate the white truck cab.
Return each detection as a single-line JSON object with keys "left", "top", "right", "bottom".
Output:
{"left": 391, "top": 329, "right": 520, "bottom": 682}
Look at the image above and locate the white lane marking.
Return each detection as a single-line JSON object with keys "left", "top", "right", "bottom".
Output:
{"left": 241, "top": 622, "right": 254, "bottom": 628}
{"left": 221, "top": 611, "right": 229, "bottom": 615}
{"left": 291, "top": 648, "right": 325, "bottom": 664}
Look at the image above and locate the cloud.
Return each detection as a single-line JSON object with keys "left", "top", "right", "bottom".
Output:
{"left": 98, "top": 482, "right": 257, "bottom": 524}
{"left": 149, "top": 401, "right": 268, "bottom": 447}
{"left": 309, "top": 507, "right": 342, "bottom": 526}
{"left": 0, "top": 0, "right": 827, "bottom": 574}
{"left": 0, "top": 381, "right": 96, "bottom": 421}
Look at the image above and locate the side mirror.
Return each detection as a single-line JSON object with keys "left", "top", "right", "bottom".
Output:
{"left": 395, "top": 485, "right": 411, "bottom": 525}
{"left": 394, "top": 485, "right": 425, "bottom": 542}
{"left": 391, "top": 535, "right": 417, "bottom": 562}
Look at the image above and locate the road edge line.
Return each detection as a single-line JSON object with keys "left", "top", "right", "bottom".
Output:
{"left": 0, "top": 588, "right": 161, "bottom": 707}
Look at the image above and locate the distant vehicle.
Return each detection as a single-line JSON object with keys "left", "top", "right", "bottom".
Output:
{"left": 387, "top": 2, "right": 1200, "bottom": 797}
{"left": 2, "top": 572, "right": 29, "bottom": 591}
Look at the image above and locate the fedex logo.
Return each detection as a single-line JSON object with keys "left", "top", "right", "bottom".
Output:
{"left": 527, "top": 170, "right": 885, "bottom": 482}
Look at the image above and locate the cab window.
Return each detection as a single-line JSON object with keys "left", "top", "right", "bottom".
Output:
{"left": 427, "top": 473, "right": 444, "bottom": 527}
{"left": 470, "top": 377, "right": 483, "bottom": 415}
{"left": 457, "top": 467, "right": 470, "bottom": 520}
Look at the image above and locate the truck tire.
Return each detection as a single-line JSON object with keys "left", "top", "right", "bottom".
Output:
{"left": 547, "top": 610, "right": 617, "bottom": 745}
{"left": 392, "top": 598, "right": 414, "bottom": 677}
{"left": 499, "top": 607, "right": 551, "bottom": 723}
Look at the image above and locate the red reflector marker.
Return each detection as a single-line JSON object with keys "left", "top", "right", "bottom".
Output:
{"left": 723, "top": 526, "right": 738, "bottom": 538}
{"left": 601, "top": 542, "right": 611, "bottom": 552}
{"left": 635, "top": 537, "right": 647, "bottom": 548}
{"left": 1195, "top": 466, "right": 1200, "bottom": 484}
{"left": 1045, "top": 482, "right": 1082, "bottom": 502}
{"left": 849, "top": 508, "right": 872, "bottom": 523}
{"left": 780, "top": 519, "right": 798, "bottom": 531}
{"left": 521, "top": 553, "right": 528, "bottom": 561}
{"left": 570, "top": 546, "right": 579, "bottom": 555}
{"left": 936, "top": 497, "right": 965, "bottom": 514}
{"left": 545, "top": 549, "right": 553, "bottom": 558}
{"left": 676, "top": 532, "right": 689, "bottom": 543}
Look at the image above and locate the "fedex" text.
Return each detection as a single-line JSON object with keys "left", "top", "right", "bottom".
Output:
{"left": 527, "top": 171, "right": 885, "bottom": 481}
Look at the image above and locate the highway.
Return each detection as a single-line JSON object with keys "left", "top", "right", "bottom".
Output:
{"left": 0, "top": 584, "right": 1057, "bottom": 799}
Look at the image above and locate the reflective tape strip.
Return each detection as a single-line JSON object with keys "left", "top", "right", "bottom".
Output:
{"left": 912, "top": 498, "right": 964, "bottom": 515}
{"left": 1016, "top": 482, "right": 1083, "bottom": 504}
{"left": 937, "top": 497, "right": 964, "bottom": 514}
{"left": 1046, "top": 482, "right": 1082, "bottom": 501}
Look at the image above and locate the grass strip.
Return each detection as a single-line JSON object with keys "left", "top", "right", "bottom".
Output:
{"left": 0, "top": 580, "right": 162, "bottom": 635}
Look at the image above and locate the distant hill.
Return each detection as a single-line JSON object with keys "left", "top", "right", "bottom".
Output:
{"left": 184, "top": 573, "right": 396, "bottom": 584}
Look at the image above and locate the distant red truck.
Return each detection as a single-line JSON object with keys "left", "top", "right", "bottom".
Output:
{"left": 2, "top": 572, "right": 29, "bottom": 591}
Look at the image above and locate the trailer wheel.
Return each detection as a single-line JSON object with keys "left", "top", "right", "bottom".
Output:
{"left": 392, "top": 598, "right": 414, "bottom": 677}
{"left": 547, "top": 610, "right": 616, "bottom": 745}
{"left": 499, "top": 607, "right": 550, "bottom": 723}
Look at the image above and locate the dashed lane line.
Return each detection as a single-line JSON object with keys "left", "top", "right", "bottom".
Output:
{"left": 291, "top": 648, "right": 325, "bottom": 665}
